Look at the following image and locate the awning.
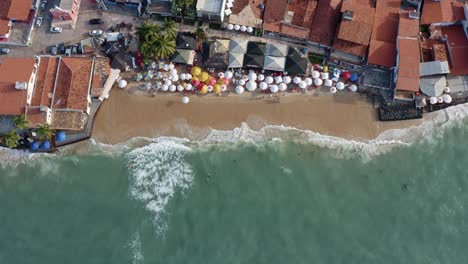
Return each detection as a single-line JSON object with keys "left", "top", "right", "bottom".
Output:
{"left": 243, "top": 53, "right": 264, "bottom": 69}
{"left": 229, "top": 53, "right": 244, "bottom": 68}
{"left": 172, "top": 49, "right": 196, "bottom": 65}
{"left": 263, "top": 56, "right": 286, "bottom": 72}
{"left": 229, "top": 38, "right": 248, "bottom": 53}
{"left": 265, "top": 43, "right": 288, "bottom": 57}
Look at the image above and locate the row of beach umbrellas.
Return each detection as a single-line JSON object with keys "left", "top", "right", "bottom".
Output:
{"left": 226, "top": 24, "right": 254, "bottom": 32}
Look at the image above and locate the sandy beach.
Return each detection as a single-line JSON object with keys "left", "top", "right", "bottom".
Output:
{"left": 92, "top": 87, "right": 424, "bottom": 144}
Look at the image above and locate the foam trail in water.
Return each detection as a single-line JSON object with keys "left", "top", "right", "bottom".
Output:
{"left": 126, "top": 141, "right": 193, "bottom": 233}
{"left": 128, "top": 231, "right": 144, "bottom": 264}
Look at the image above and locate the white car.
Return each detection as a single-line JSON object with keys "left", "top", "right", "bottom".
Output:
{"left": 36, "top": 17, "right": 43, "bottom": 27}
{"left": 89, "top": 29, "right": 103, "bottom": 36}
{"left": 50, "top": 26, "right": 62, "bottom": 33}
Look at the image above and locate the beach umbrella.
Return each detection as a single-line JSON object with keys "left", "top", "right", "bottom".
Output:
{"left": 227, "top": 24, "right": 234, "bottom": 30}
{"left": 324, "top": 79, "right": 333, "bottom": 87}
{"left": 150, "top": 61, "right": 158, "bottom": 70}
{"left": 199, "top": 72, "right": 210, "bottom": 82}
{"left": 349, "top": 84, "right": 358, "bottom": 92}
{"left": 259, "top": 82, "right": 268, "bottom": 90}
{"left": 191, "top": 66, "right": 202, "bottom": 76}
{"left": 30, "top": 141, "right": 39, "bottom": 151}
{"left": 349, "top": 73, "right": 358, "bottom": 82}
{"left": 444, "top": 87, "right": 451, "bottom": 93}
{"left": 135, "top": 73, "right": 143, "bottom": 81}
{"left": 170, "top": 69, "right": 177, "bottom": 75}
{"left": 40, "top": 140, "right": 51, "bottom": 151}
{"left": 162, "top": 64, "right": 170, "bottom": 71}
{"left": 171, "top": 74, "right": 179, "bottom": 82}
{"left": 246, "top": 80, "right": 257, "bottom": 91}
{"left": 177, "top": 84, "right": 184, "bottom": 92}
{"left": 234, "top": 24, "right": 241, "bottom": 30}
{"left": 437, "top": 96, "right": 444, "bottom": 103}
{"left": 299, "top": 81, "right": 307, "bottom": 89}
{"left": 275, "top": 76, "right": 283, "bottom": 84}
{"left": 270, "top": 85, "right": 279, "bottom": 93}
{"left": 283, "top": 76, "right": 291, "bottom": 84}
{"left": 207, "top": 85, "right": 213, "bottom": 92}
{"left": 218, "top": 72, "right": 225, "bottom": 78}
{"left": 265, "top": 76, "right": 274, "bottom": 84}
{"left": 180, "top": 73, "right": 186, "bottom": 81}
{"left": 238, "top": 79, "right": 246, "bottom": 86}
{"left": 258, "top": 74, "right": 265, "bottom": 81}
{"left": 311, "top": 70, "right": 320, "bottom": 79}
{"left": 235, "top": 85, "right": 244, "bottom": 94}
{"left": 336, "top": 82, "right": 345, "bottom": 90}
{"left": 168, "top": 63, "right": 175, "bottom": 70}
{"left": 181, "top": 96, "right": 190, "bottom": 104}
{"left": 443, "top": 94, "right": 452, "bottom": 104}
{"left": 247, "top": 26, "right": 253, "bottom": 33}
{"left": 217, "top": 78, "right": 226, "bottom": 85}
{"left": 330, "top": 87, "right": 337, "bottom": 94}
{"left": 200, "top": 85, "right": 208, "bottom": 94}
{"left": 140, "top": 82, "right": 151, "bottom": 91}
{"left": 223, "top": 78, "right": 230, "bottom": 85}
{"left": 224, "top": 71, "right": 233, "bottom": 79}
{"left": 221, "top": 85, "right": 228, "bottom": 92}
{"left": 313, "top": 78, "right": 323, "bottom": 87}
{"left": 429, "top": 96, "right": 438, "bottom": 104}
{"left": 56, "top": 131, "right": 66, "bottom": 143}
{"left": 153, "top": 82, "right": 161, "bottom": 90}
{"left": 208, "top": 77, "right": 216, "bottom": 86}
{"left": 213, "top": 84, "right": 221, "bottom": 93}
{"left": 169, "top": 84, "right": 177, "bottom": 92}
{"left": 321, "top": 72, "right": 329, "bottom": 80}
{"left": 248, "top": 72, "right": 257, "bottom": 81}
{"left": 118, "top": 79, "right": 127, "bottom": 88}
{"left": 192, "top": 79, "right": 200, "bottom": 86}
{"left": 293, "top": 76, "right": 301, "bottom": 84}
{"left": 240, "top": 25, "right": 247, "bottom": 32}
{"left": 342, "top": 71, "right": 351, "bottom": 80}
{"left": 304, "top": 77, "right": 313, "bottom": 86}
{"left": 186, "top": 73, "right": 192, "bottom": 80}
{"left": 161, "top": 84, "right": 169, "bottom": 91}
{"left": 165, "top": 80, "right": 172, "bottom": 86}
{"left": 185, "top": 83, "right": 193, "bottom": 91}
{"left": 279, "top": 83, "right": 287, "bottom": 91}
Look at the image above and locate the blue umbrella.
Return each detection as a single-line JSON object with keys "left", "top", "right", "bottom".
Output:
{"left": 150, "top": 61, "right": 158, "bottom": 70}
{"left": 135, "top": 73, "right": 143, "bottom": 81}
{"left": 40, "top": 140, "right": 51, "bottom": 151}
{"left": 30, "top": 141, "right": 39, "bottom": 151}
{"left": 349, "top": 73, "right": 358, "bottom": 82}
{"left": 144, "top": 70, "right": 154, "bottom": 81}
{"left": 56, "top": 131, "right": 66, "bottom": 143}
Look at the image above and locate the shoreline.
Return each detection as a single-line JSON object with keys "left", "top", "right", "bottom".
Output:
{"left": 92, "top": 87, "right": 424, "bottom": 145}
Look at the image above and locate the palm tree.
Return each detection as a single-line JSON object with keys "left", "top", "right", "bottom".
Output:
{"left": 36, "top": 124, "right": 54, "bottom": 141}
{"left": 137, "top": 21, "right": 161, "bottom": 42}
{"left": 195, "top": 26, "right": 208, "bottom": 41}
{"left": 154, "top": 34, "right": 176, "bottom": 60}
{"left": 162, "top": 18, "right": 178, "bottom": 39}
{"left": 178, "top": 0, "right": 195, "bottom": 9}
{"left": 14, "top": 114, "right": 29, "bottom": 130}
{"left": 2, "top": 130, "right": 21, "bottom": 148}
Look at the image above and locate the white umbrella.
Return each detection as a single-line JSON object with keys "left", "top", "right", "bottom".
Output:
{"left": 258, "top": 74, "right": 265, "bottom": 81}
{"left": 349, "top": 84, "right": 357, "bottom": 92}
{"left": 235, "top": 85, "right": 244, "bottom": 94}
{"left": 165, "top": 80, "right": 172, "bottom": 86}
{"left": 270, "top": 85, "right": 279, "bottom": 93}
{"left": 293, "top": 76, "right": 301, "bottom": 84}
{"left": 185, "top": 83, "right": 193, "bottom": 91}
{"left": 169, "top": 63, "right": 175, "bottom": 70}
{"left": 207, "top": 85, "right": 213, "bottom": 92}
{"left": 218, "top": 72, "right": 225, "bottom": 78}
{"left": 265, "top": 76, "right": 274, "bottom": 84}
{"left": 240, "top": 25, "right": 247, "bottom": 32}
{"left": 437, "top": 96, "right": 444, "bottom": 103}
{"left": 177, "top": 84, "right": 184, "bottom": 92}
{"left": 336, "top": 82, "right": 345, "bottom": 90}
{"left": 170, "top": 69, "right": 177, "bottom": 75}
{"left": 169, "top": 84, "right": 176, "bottom": 92}
{"left": 313, "top": 78, "right": 323, "bottom": 86}
{"left": 238, "top": 79, "right": 246, "bottom": 85}
{"left": 259, "top": 82, "right": 268, "bottom": 90}
{"left": 324, "top": 79, "right": 333, "bottom": 87}
{"left": 279, "top": 83, "right": 287, "bottom": 91}
{"left": 283, "top": 76, "right": 292, "bottom": 84}
{"left": 162, "top": 64, "right": 169, "bottom": 71}
{"left": 221, "top": 85, "right": 227, "bottom": 92}
{"left": 118, "top": 79, "right": 127, "bottom": 88}
{"left": 180, "top": 73, "right": 186, "bottom": 81}
{"left": 443, "top": 94, "right": 452, "bottom": 103}
{"left": 299, "top": 81, "right": 307, "bottom": 89}
{"left": 186, "top": 73, "right": 192, "bottom": 80}
{"left": 275, "top": 76, "right": 283, "bottom": 84}
{"left": 234, "top": 24, "right": 241, "bottom": 30}
{"left": 248, "top": 72, "right": 257, "bottom": 81}
{"left": 171, "top": 74, "right": 179, "bottom": 82}
{"left": 225, "top": 8, "right": 232, "bottom": 16}
{"left": 429, "top": 97, "right": 438, "bottom": 104}
{"left": 444, "top": 87, "right": 451, "bottom": 93}
{"left": 161, "top": 84, "right": 169, "bottom": 91}
{"left": 330, "top": 87, "right": 337, "bottom": 94}
{"left": 181, "top": 96, "right": 190, "bottom": 104}
{"left": 312, "top": 71, "right": 320, "bottom": 79}
{"left": 227, "top": 24, "right": 234, "bottom": 30}
{"left": 224, "top": 71, "right": 233, "bottom": 79}
{"left": 247, "top": 27, "right": 253, "bottom": 33}
{"left": 321, "top": 72, "right": 329, "bottom": 80}
{"left": 304, "top": 77, "right": 312, "bottom": 86}
{"left": 246, "top": 80, "right": 257, "bottom": 91}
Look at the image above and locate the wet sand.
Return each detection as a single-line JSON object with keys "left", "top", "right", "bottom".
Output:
{"left": 92, "top": 87, "right": 423, "bottom": 144}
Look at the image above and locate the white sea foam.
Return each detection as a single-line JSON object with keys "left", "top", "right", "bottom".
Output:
{"left": 128, "top": 231, "right": 144, "bottom": 264}
{"left": 126, "top": 141, "right": 193, "bottom": 233}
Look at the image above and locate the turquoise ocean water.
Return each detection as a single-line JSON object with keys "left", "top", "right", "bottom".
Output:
{"left": 1, "top": 105, "right": 468, "bottom": 263}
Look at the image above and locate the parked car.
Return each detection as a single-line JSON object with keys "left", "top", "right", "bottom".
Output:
{"left": 65, "top": 46, "right": 72, "bottom": 56}
{"left": 77, "top": 43, "right": 82, "bottom": 54}
{"left": 40, "top": 1, "right": 47, "bottom": 10}
{"left": 0, "top": 48, "right": 10, "bottom": 54}
{"left": 58, "top": 43, "right": 65, "bottom": 54}
{"left": 72, "top": 44, "right": 78, "bottom": 54}
{"left": 50, "top": 26, "right": 62, "bottom": 33}
{"left": 89, "top": 29, "right": 103, "bottom": 36}
{"left": 36, "top": 17, "right": 43, "bottom": 27}
{"left": 89, "top": 18, "right": 103, "bottom": 25}
{"left": 50, "top": 44, "right": 58, "bottom": 55}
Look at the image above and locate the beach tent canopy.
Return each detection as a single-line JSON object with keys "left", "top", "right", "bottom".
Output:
{"left": 287, "top": 46, "right": 306, "bottom": 59}
{"left": 172, "top": 49, "right": 196, "bottom": 65}
{"left": 176, "top": 33, "right": 197, "bottom": 50}
{"left": 202, "top": 42, "right": 229, "bottom": 69}
{"left": 247, "top": 42, "right": 266, "bottom": 55}
{"left": 420, "top": 75, "right": 446, "bottom": 97}
{"left": 229, "top": 53, "right": 245, "bottom": 68}
{"left": 243, "top": 53, "right": 264, "bottom": 69}
{"left": 214, "top": 39, "right": 230, "bottom": 53}
{"left": 229, "top": 38, "right": 248, "bottom": 54}
{"left": 285, "top": 56, "right": 308, "bottom": 75}
{"left": 266, "top": 43, "right": 288, "bottom": 57}
{"left": 263, "top": 56, "right": 286, "bottom": 72}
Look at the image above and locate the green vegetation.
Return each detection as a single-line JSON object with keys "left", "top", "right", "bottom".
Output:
{"left": 171, "top": 0, "right": 196, "bottom": 18}
{"left": 1, "top": 130, "right": 21, "bottom": 149}
{"left": 137, "top": 20, "right": 178, "bottom": 63}
{"left": 13, "top": 114, "right": 29, "bottom": 130}
{"left": 36, "top": 124, "right": 54, "bottom": 141}
{"left": 195, "top": 26, "right": 208, "bottom": 41}
{"left": 308, "top": 54, "right": 325, "bottom": 65}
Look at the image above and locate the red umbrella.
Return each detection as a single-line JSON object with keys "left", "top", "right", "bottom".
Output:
{"left": 209, "top": 77, "right": 216, "bottom": 86}
{"left": 342, "top": 72, "right": 351, "bottom": 80}
{"left": 224, "top": 78, "right": 230, "bottom": 85}
{"left": 192, "top": 79, "right": 200, "bottom": 86}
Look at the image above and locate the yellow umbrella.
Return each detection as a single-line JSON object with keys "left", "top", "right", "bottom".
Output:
{"left": 191, "top": 76, "right": 199, "bottom": 81}
{"left": 199, "top": 72, "right": 210, "bottom": 82}
{"left": 200, "top": 85, "right": 208, "bottom": 94}
{"left": 213, "top": 84, "right": 221, "bottom": 94}
{"left": 191, "top": 66, "right": 201, "bottom": 76}
{"left": 217, "top": 78, "right": 225, "bottom": 85}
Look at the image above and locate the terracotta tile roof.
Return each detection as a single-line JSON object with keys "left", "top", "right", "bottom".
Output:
{"left": 229, "top": 0, "right": 264, "bottom": 27}
{"left": 32, "top": 57, "right": 59, "bottom": 108}
{"left": 280, "top": 23, "right": 310, "bottom": 39}
{"left": 280, "top": 0, "right": 317, "bottom": 39}
{"left": 337, "top": 20, "right": 373, "bottom": 45}
{"left": 25, "top": 107, "right": 47, "bottom": 127}
{"left": 0, "top": 57, "right": 35, "bottom": 84}
{"left": 442, "top": 25, "right": 468, "bottom": 75}
{"left": 0, "top": 58, "right": 35, "bottom": 115}
{"left": 452, "top": 4, "right": 466, "bottom": 21}
{"left": 432, "top": 43, "right": 448, "bottom": 61}
{"left": 308, "top": 0, "right": 342, "bottom": 45}
{"left": 50, "top": 110, "right": 87, "bottom": 130}
{"left": 367, "top": 40, "right": 396, "bottom": 67}
{"left": 0, "top": 83, "right": 27, "bottom": 115}
{"left": 53, "top": 57, "right": 93, "bottom": 112}
{"left": 421, "top": 0, "right": 456, "bottom": 25}
{"left": 333, "top": 38, "right": 369, "bottom": 57}
{"left": 0, "top": 19, "right": 10, "bottom": 35}
{"left": 7, "top": 0, "right": 31, "bottom": 21}
{"left": 398, "top": 11, "right": 419, "bottom": 38}
{"left": 396, "top": 38, "right": 420, "bottom": 92}
{"left": 231, "top": 0, "right": 264, "bottom": 18}
{"left": 263, "top": 0, "right": 288, "bottom": 32}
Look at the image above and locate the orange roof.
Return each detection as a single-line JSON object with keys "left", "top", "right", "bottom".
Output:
{"left": 0, "top": 0, "right": 31, "bottom": 21}
{"left": 263, "top": 0, "right": 288, "bottom": 32}
{"left": 0, "top": 19, "right": 11, "bottom": 36}
{"left": 308, "top": 0, "right": 342, "bottom": 46}
{"left": 0, "top": 57, "right": 35, "bottom": 84}
{"left": 25, "top": 107, "right": 47, "bottom": 127}
{"left": 32, "top": 57, "right": 60, "bottom": 108}
{"left": 372, "top": 15, "right": 398, "bottom": 44}
{"left": 367, "top": 40, "right": 396, "bottom": 67}
{"left": 398, "top": 11, "right": 419, "bottom": 38}
{"left": 336, "top": 20, "right": 373, "bottom": 45}
{"left": 333, "top": 38, "right": 369, "bottom": 57}
{"left": 396, "top": 38, "right": 420, "bottom": 92}
{"left": 442, "top": 25, "right": 468, "bottom": 75}
{"left": 281, "top": 23, "right": 310, "bottom": 39}
{"left": 421, "top": 0, "right": 454, "bottom": 25}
